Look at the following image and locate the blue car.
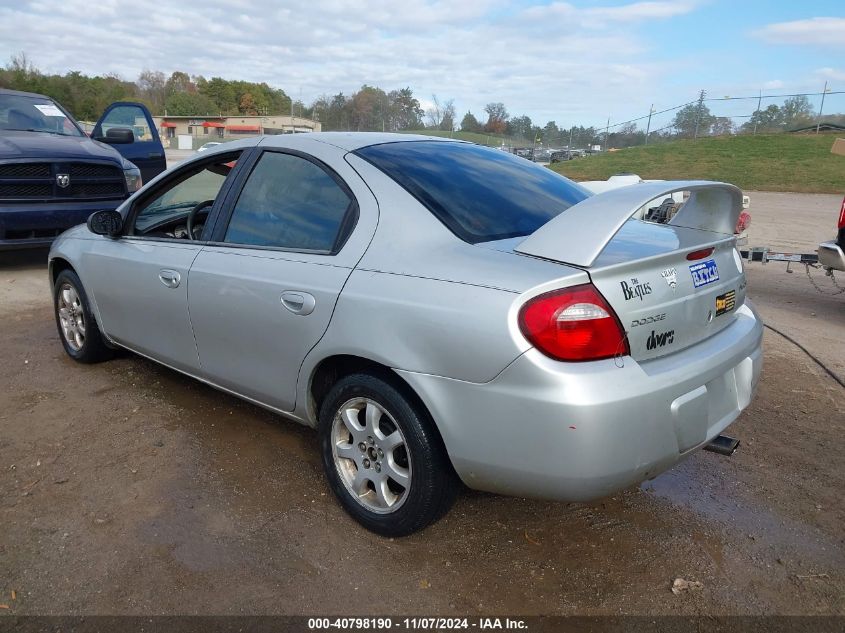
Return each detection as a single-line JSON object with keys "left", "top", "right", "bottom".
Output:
{"left": 0, "top": 88, "right": 165, "bottom": 250}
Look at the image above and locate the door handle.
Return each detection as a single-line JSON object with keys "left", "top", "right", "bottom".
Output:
{"left": 148, "top": 152, "right": 163, "bottom": 159}
{"left": 158, "top": 269, "right": 181, "bottom": 288}
{"left": 281, "top": 291, "right": 316, "bottom": 316}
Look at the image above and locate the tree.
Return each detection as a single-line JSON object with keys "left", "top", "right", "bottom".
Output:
{"left": 484, "top": 102, "right": 509, "bottom": 134}
{"left": 239, "top": 92, "right": 258, "bottom": 115}
{"left": 781, "top": 95, "right": 814, "bottom": 129}
{"left": 742, "top": 104, "right": 782, "bottom": 133}
{"left": 439, "top": 99, "right": 456, "bottom": 132}
{"left": 710, "top": 117, "right": 734, "bottom": 136}
{"left": 165, "top": 71, "right": 193, "bottom": 97}
{"left": 389, "top": 88, "right": 423, "bottom": 130}
{"left": 164, "top": 91, "right": 216, "bottom": 116}
{"left": 508, "top": 115, "right": 533, "bottom": 140}
{"left": 349, "top": 85, "right": 389, "bottom": 131}
{"left": 137, "top": 70, "right": 166, "bottom": 113}
{"left": 460, "top": 111, "right": 482, "bottom": 133}
{"left": 543, "top": 121, "right": 561, "bottom": 145}
{"left": 672, "top": 102, "right": 715, "bottom": 138}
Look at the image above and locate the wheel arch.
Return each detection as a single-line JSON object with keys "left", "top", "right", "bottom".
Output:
{"left": 306, "top": 353, "right": 457, "bottom": 473}
{"left": 49, "top": 257, "right": 75, "bottom": 286}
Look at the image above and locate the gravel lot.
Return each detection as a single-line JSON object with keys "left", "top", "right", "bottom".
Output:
{"left": 0, "top": 191, "right": 842, "bottom": 616}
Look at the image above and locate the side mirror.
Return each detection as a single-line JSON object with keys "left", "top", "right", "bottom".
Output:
{"left": 87, "top": 210, "right": 123, "bottom": 237}
{"left": 96, "top": 127, "right": 135, "bottom": 144}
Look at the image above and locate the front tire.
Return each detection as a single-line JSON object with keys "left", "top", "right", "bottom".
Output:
{"left": 53, "top": 269, "right": 113, "bottom": 363}
{"left": 318, "top": 372, "right": 458, "bottom": 536}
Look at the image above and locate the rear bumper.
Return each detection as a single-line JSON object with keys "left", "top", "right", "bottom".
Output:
{"left": 818, "top": 241, "right": 845, "bottom": 271}
{"left": 0, "top": 199, "right": 123, "bottom": 251}
{"left": 398, "top": 301, "right": 763, "bottom": 501}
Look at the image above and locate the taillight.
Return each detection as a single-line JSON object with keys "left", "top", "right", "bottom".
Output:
{"left": 838, "top": 196, "right": 845, "bottom": 230}
{"left": 518, "top": 283, "right": 629, "bottom": 362}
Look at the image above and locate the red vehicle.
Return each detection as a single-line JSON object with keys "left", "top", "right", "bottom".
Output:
{"left": 818, "top": 196, "right": 845, "bottom": 271}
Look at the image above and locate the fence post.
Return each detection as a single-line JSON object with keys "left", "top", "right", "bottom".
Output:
{"left": 645, "top": 104, "right": 654, "bottom": 145}
{"left": 815, "top": 81, "right": 829, "bottom": 134}
{"left": 753, "top": 89, "right": 762, "bottom": 135}
{"left": 693, "top": 90, "right": 705, "bottom": 141}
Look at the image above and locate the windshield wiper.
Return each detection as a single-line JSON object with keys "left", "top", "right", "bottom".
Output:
{"left": 1, "top": 128, "right": 75, "bottom": 136}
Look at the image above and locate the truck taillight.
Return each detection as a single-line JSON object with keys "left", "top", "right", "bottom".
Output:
{"left": 838, "top": 196, "right": 845, "bottom": 230}
{"left": 518, "top": 284, "right": 629, "bottom": 362}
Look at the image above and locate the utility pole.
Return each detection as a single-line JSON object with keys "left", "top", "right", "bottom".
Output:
{"left": 603, "top": 117, "right": 610, "bottom": 152}
{"left": 645, "top": 104, "right": 654, "bottom": 145}
{"left": 693, "top": 89, "right": 706, "bottom": 141}
{"left": 753, "top": 88, "right": 762, "bottom": 135}
{"left": 816, "top": 81, "right": 830, "bottom": 134}
{"left": 568, "top": 126, "right": 574, "bottom": 150}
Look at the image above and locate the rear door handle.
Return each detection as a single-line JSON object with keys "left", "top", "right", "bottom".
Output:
{"left": 281, "top": 291, "right": 316, "bottom": 315}
{"left": 158, "top": 269, "right": 181, "bottom": 288}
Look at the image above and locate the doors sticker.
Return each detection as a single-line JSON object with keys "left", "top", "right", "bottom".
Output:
{"left": 689, "top": 259, "right": 720, "bottom": 288}
{"left": 715, "top": 289, "right": 736, "bottom": 317}
{"left": 646, "top": 329, "right": 674, "bottom": 351}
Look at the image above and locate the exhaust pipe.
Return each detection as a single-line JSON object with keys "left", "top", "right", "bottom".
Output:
{"left": 704, "top": 434, "right": 740, "bottom": 456}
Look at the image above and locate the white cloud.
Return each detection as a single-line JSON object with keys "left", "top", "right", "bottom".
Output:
{"left": 814, "top": 67, "right": 845, "bottom": 81}
{"left": 0, "top": 0, "right": 695, "bottom": 126}
{"left": 762, "top": 80, "right": 784, "bottom": 90}
{"left": 753, "top": 17, "right": 845, "bottom": 49}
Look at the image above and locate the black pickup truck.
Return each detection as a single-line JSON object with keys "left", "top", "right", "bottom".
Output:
{"left": 0, "top": 88, "right": 166, "bottom": 250}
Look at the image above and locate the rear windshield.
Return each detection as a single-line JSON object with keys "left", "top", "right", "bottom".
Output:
{"left": 355, "top": 141, "right": 591, "bottom": 243}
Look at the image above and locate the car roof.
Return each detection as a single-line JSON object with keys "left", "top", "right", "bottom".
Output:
{"left": 263, "top": 131, "right": 460, "bottom": 152}
{"left": 0, "top": 87, "right": 53, "bottom": 100}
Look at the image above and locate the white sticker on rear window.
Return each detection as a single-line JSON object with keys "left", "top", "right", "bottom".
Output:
{"left": 33, "top": 104, "right": 66, "bottom": 117}
{"left": 689, "top": 259, "right": 720, "bottom": 288}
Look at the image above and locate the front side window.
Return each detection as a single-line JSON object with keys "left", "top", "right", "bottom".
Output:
{"left": 131, "top": 155, "right": 239, "bottom": 238}
{"left": 355, "top": 141, "right": 591, "bottom": 244}
{"left": 98, "top": 104, "right": 154, "bottom": 142}
{"left": 224, "top": 152, "right": 353, "bottom": 253}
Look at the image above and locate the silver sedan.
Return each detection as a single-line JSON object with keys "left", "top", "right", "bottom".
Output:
{"left": 49, "top": 133, "right": 763, "bottom": 535}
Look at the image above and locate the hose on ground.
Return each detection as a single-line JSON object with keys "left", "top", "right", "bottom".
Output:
{"left": 763, "top": 323, "right": 845, "bottom": 390}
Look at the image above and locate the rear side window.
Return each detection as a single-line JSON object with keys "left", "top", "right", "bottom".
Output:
{"left": 224, "top": 151, "right": 353, "bottom": 253}
{"left": 355, "top": 141, "right": 591, "bottom": 243}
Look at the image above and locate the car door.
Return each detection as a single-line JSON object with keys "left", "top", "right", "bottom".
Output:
{"left": 82, "top": 149, "right": 247, "bottom": 373}
{"left": 92, "top": 102, "right": 166, "bottom": 183}
{"left": 187, "top": 142, "right": 377, "bottom": 412}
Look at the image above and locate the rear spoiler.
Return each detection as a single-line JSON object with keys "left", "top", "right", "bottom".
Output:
{"left": 515, "top": 181, "right": 744, "bottom": 268}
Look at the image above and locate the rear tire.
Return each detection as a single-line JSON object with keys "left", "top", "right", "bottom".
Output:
{"left": 318, "top": 372, "right": 458, "bottom": 536}
{"left": 53, "top": 269, "right": 113, "bottom": 363}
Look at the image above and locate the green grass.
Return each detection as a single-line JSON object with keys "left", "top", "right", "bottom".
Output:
{"left": 549, "top": 134, "right": 845, "bottom": 193}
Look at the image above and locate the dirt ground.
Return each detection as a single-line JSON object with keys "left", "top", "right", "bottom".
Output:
{"left": 0, "top": 192, "right": 843, "bottom": 616}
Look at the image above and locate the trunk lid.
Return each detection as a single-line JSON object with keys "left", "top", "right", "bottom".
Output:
{"left": 588, "top": 220, "right": 746, "bottom": 360}
{"left": 512, "top": 181, "right": 747, "bottom": 360}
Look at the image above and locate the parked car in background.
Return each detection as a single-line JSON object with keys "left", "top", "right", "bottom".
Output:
{"left": 197, "top": 141, "right": 223, "bottom": 153}
{"left": 49, "top": 134, "right": 762, "bottom": 535}
{"left": 817, "top": 195, "right": 845, "bottom": 271}
{"left": 550, "top": 149, "right": 573, "bottom": 163}
{"left": 0, "top": 89, "right": 165, "bottom": 250}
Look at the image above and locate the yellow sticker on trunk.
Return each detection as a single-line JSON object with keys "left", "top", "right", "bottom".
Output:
{"left": 715, "top": 290, "right": 736, "bottom": 317}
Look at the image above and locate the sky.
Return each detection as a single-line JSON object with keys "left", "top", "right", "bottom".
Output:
{"left": 0, "top": 0, "right": 842, "bottom": 130}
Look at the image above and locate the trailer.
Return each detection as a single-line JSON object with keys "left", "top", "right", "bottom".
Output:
{"left": 739, "top": 247, "right": 844, "bottom": 295}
